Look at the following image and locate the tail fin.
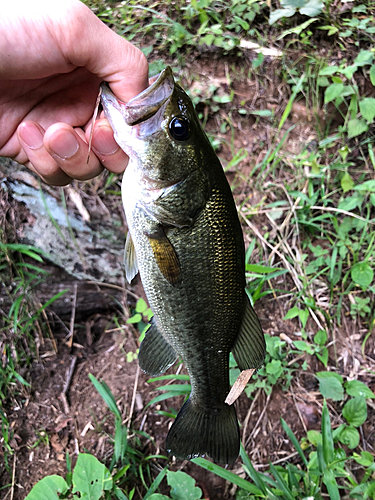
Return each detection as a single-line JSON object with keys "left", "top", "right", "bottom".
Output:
{"left": 166, "top": 398, "right": 240, "bottom": 464}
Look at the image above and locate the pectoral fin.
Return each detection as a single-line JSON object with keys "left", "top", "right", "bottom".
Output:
{"left": 147, "top": 226, "right": 181, "bottom": 285}
{"left": 138, "top": 318, "right": 178, "bottom": 376}
{"left": 232, "top": 297, "right": 266, "bottom": 371}
{"left": 124, "top": 232, "right": 139, "bottom": 283}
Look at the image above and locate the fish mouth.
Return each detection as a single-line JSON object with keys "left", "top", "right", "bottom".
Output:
{"left": 100, "top": 67, "right": 175, "bottom": 127}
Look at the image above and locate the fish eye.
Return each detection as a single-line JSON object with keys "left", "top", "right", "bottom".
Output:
{"left": 169, "top": 117, "right": 190, "bottom": 142}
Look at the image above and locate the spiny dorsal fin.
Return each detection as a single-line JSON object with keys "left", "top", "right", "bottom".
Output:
{"left": 124, "top": 231, "right": 139, "bottom": 283}
{"left": 232, "top": 297, "right": 266, "bottom": 371}
{"left": 138, "top": 318, "right": 177, "bottom": 376}
{"left": 147, "top": 226, "right": 181, "bottom": 285}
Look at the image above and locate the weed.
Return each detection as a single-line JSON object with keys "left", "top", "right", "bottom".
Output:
{"left": 0, "top": 241, "right": 66, "bottom": 469}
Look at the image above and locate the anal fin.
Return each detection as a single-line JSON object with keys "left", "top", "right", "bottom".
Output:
{"left": 138, "top": 318, "right": 178, "bottom": 376}
{"left": 232, "top": 297, "right": 266, "bottom": 371}
{"left": 124, "top": 231, "right": 138, "bottom": 283}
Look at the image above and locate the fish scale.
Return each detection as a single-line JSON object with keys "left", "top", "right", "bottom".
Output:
{"left": 100, "top": 66, "right": 266, "bottom": 463}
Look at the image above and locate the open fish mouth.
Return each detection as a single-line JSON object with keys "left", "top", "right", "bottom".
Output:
{"left": 100, "top": 67, "right": 174, "bottom": 139}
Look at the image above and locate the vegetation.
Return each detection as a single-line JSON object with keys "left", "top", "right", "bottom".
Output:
{"left": 2, "top": 0, "right": 375, "bottom": 498}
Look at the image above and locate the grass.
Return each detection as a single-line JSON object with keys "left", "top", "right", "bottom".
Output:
{"left": 3, "top": 0, "right": 375, "bottom": 498}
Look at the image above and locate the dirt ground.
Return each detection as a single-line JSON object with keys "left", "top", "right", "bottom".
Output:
{"left": 1, "top": 54, "right": 374, "bottom": 499}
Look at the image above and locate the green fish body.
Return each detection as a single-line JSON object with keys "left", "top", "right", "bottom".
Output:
{"left": 100, "top": 67, "right": 265, "bottom": 464}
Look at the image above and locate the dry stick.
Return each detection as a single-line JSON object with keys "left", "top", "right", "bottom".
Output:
{"left": 253, "top": 450, "right": 300, "bottom": 469}
{"left": 242, "top": 388, "right": 261, "bottom": 446}
{"left": 125, "top": 365, "right": 140, "bottom": 426}
{"left": 290, "top": 384, "right": 308, "bottom": 434}
{"left": 225, "top": 369, "right": 255, "bottom": 405}
{"left": 38, "top": 302, "right": 57, "bottom": 353}
{"left": 10, "top": 453, "right": 16, "bottom": 500}
{"left": 242, "top": 214, "right": 326, "bottom": 332}
{"left": 67, "top": 283, "right": 78, "bottom": 349}
{"left": 245, "top": 392, "right": 272, "bottom": 447}
{"left": 60, "top": 355, "right": 77, "bottom": 414}
{"left": 85, "top": 280, "right": 140, "bottom": 301}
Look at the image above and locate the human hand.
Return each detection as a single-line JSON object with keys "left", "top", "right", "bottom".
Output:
{"left": 0, "top": 0, "right": 148, "bottom": 185}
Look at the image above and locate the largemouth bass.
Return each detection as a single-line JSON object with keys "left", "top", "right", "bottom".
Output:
{"left": 100, "top": 67, "right": 265, "bottom": 464}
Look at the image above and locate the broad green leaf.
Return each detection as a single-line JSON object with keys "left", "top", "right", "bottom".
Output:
{"left": 300, "top": 0, "right": 323, "bottom": 16}
{"left": 317, "top": 371, "right": 343, "bottom": 383}
{"left": 353, "top": 451, "right": 374, "bottom": 466}
{"left": 345, "top": 380, "right": 375, "bottom": 399}
{"left": 167, "top": 471, "right": 202, "bottom": 500}
{"left": 307, "top": 429, "right": 322, "bottom": 446}
{"left": 72, "top": 454, "right": 112, "bottom": 500}
{"left": 351, "top": 262, "right": 374, "bottom": 288}
{"left": 293, "top": 340, "right": 314, "bottom": 354}
{"left": 360, "top": 97, "right": 375, "bottom": 122}
{"left": 354, "top": 50, "right": 374, "bottom": 67}
{"left": 284, "top": 306, "right": 300, "bottom": 320}
{"left": 148, "top": 496, "right": 171, "bottom": 500}
{"left": 135, "top": 298, "right": 148, "bottom": 313}
{"left": 316, "top": 348, "right": 329, "bottom": 367}
{"left": 269, "top": 8, "right": 295, "bottom": 24}
{"left": 338, "top": 425, "right": 360, "bottom": 448}
{"left": 370, "top": 65, "right": 375, "bottom": 86}
{"left": 347, "top": 118, "right": 368, "bottom": 138}
{"left": 25, "top": 476, "right": 68, "bottom": 500}
{"left": 316, "top": 373, "right": 344, "bottom": 401}
{"left": 354, "top": 179, "right": 375, "bottom": 193}
{"left": 342, "top": 397, "right": 367, "bottom": 427}
{"left": 299, "top": 308, "right": 309, "bottom": 328}
{"left": 341, "top": 172, "right": 354, "bottom": 193}
{"left": 127, "top": 313, "right": 142, "bottom": 324}
{"left": 324, "top": 83, "right": 344, "bottom": 104}
{"left": 266, "top": 359, "right": 282, "bottom": 375}
{"left": 314, "top": 329, "right": 327, "bottom": 345}
{"left": 319, "top": 66, "right": 339, "bottom": 76}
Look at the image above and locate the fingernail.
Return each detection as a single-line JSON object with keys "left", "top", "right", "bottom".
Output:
{"left": 49, "top": 131, "right": 79, "bottom": 159}
{"left": 19, "top": 122, "right": 44, "bottom": 150}
{"left": 92, "top": 125, "right": 119, "bottom": 155}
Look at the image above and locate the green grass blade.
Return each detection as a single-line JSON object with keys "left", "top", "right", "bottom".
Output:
{"left": 191, "top": 457, "right": 263, "bottom": 495}
{"left": 240, "top": 444, "right": 268, "bottom": 493}
{"left": 89, "top": 374, "right": 121, "bottom": 419}
{"left": 148, "top": 374, "right": 190, "bottom": 383}
{"left": 278, "top": 74, "right": 304, "bottom": 130}
{"left": 269, "top": 463, "right": 294, "bottom": 500}
{"left": 146, "top": 391, "right": 187, "bottom": 408}
{"left": 323, "top": 469, "right": 340, "bottom": 500}
{"left": 143, "top": 467, "right": 168, "bottom": 500}
{"left": 153, "top": 384, "right": 191, "bottom": 393}
{"left": 281, "top": 418, "right": 308, "bottom": 467}
{"left": 322, "top": 400, "right": 334, "bottom": 465}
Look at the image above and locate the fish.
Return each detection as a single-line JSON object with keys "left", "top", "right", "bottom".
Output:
{"left": 100, "top": 67, "right": 266, "bottom": 464}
